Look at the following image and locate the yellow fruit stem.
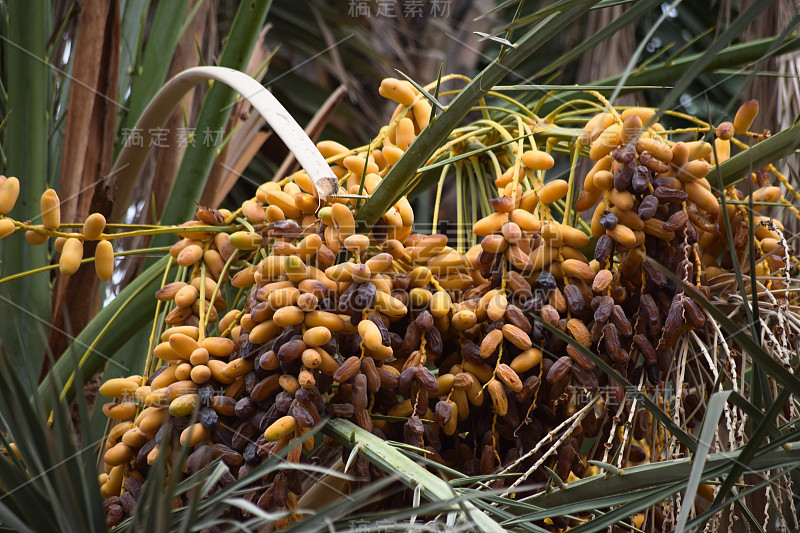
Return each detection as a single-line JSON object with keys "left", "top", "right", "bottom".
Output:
{"left": 198, "top": 262, "right": 208, "bottom": 343}
{"left": 0, "top": 246, "right": 172, "bottom": 286}
{"left": 543, "top": 98, "right": 607, "bottom": 124}
{"left": 141, "top": 258, "right": 179, "bottom": 414}
{"left": 472, "top": 118, "right": 517, "bottom": 144}
{"left": 562, "top": 138, "right": 582, "bottom": 228}
{"left": 455, "top": 163, "right": 464, "bottom": 253}
{"left": 56, "top": 258, "right": 170, "bottom": 410}
{"left": 431, "top": 163, "right": 451, "bottom": 230}
{"left": 467, "top": 157, "right": 492, "bottom": 237}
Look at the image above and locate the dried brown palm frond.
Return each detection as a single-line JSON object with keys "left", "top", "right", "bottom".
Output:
{"left": 576, "top": 3, "right": 637, "bottom": 106}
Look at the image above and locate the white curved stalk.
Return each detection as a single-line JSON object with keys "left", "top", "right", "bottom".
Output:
{"left": 111, "top": 66, "right": 338, "bottom": 218}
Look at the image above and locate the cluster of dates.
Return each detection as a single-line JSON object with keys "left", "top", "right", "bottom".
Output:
{"left": 89, "top": 91, "right": 796, "bottom": 532}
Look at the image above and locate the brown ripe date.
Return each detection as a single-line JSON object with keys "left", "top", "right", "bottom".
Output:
{"left": 426, "top": 326, "right": 443, "bottom": 356}
{"left": 571, "top": 365, "right": 599, "bottom": 393}
{"left": 361, "top": 357, "right": 381, "bottom": 393}
{"left": 613, "top": 144, "right": 636, "bottom": 164}
{"left": 646, "top": 364, "right": 662, "bottom": 385}
{"left": 516, "top": 375, "right": 541, "bottom": 403}
{"left": 611, "top": 305, "right": 633, "bottom": 336}
{"left": 106, "top": 505, "right": 124, "bottom": 528}
{"left": 251, "top": 375, "right": 281, "bottom": 402}
{"left": 356, "top": 284, "right": 377, "bottom": 315}
{"left": 688, "top": 203, "right": 718, "bottom": 233}
{"left": 187, "top": 444, "right": 213, "bottom": 473}
{"left": 277, "top": 339, "right": 306, "bottom": 364}
{"left": 540, "top": 305, "right": 561, "bottom": 327}
{"left": 327, "top": 402, "right": 355, "bottom": 418}
{"left": 593, "top": 295, "right": 614, "bottom": 323}
{"left": 269, "top": 220, "right": 302, "bottom": 238}
{"left": 633, "top": 334, "right": 657, "bottom": 366}
{"left": 354, "top": 409, "right": 373, "bottom": 432}
{"left": 599, "top": 210, "right": 618, "bottom": 230}
{"left": 352, "top": 373, "right": 368, "bottom": 410}
{"left": 505, "top": 304, "right": 531, "bottom": 333}
{"left": 211, "top": 396, "right": 237, "bottom": 417}
{"left": 654, "top": 186, "right": 688, "bottom": 203}
{"left": 566, "top": 344, "right": 595, "bottom": 371}
{"left": 377, "top": 366, "right": 399, "bottom": 389}
{"left": 547, "top": 356, "right": 573, "bottom": 384}
{"left": 628, "top": 444, "right": 648, "bottom": 464}
{"left": 259, "top": 350, "right": 280, "bottom": 371}
{"left": 614, "top": 162, "right": 634, "bottom": 190}
{"left": 639, "top": 150, "right": 670, "bottom": 173}
{"left": 368, "top": 315, "right": 391, "bottom": 345}
{"left": 607, "top": 380, "right": 626, "bottom": 406}
{"left": 291, "top": 403, "right": 315, "bottom": 428}
{"left": 603, "top": 323, "right": 623, "bottom": 362}
{"left": 213, "top": 443, "right": 245, "bottom": 467}
{"left": 507, "top": 271, "right": 532, "bottom": 300}
{"left": 398, "top": 367, "right": 416, "bottom": 396}
{"left": 663, "top": 210, "right": 688, "bottom": 231}
{"left": 461, "top": 341, "right": 481, "bottom": 363}
{"left": 338, "top": 283, "right": 358, "bottom": 313}
{"left": 273, "top": 472, "right": 288, "bottom": 507}
{"left": 682, "top": 297, "right": 706, "bottom": 328}
{"left": 333, "top": 356, "right": 361, "bottom": 382}
{"left": 563, "top": 284, "right": 585, "bottom": 315}
{"left": 664, "top": 297, "right": 685, "bottom": 336}
{"left": 415, "top": 310, "right": 434, "bottom": 332}
{"left": 490, "top": 195, "right": 514, "bottom": 213}
{"left": 400, "top": 323, "right": 421, "bottom": 355}
{"left": 637, "top": 195, "right": 659, "bottom": 220}
{"left": 631, "top": 165, "right": 651, "bottom": 194}
{"left": 556, "top": 442, "right": 575, "bottom": 480}
{"left": 639, "top": 294, "right": 660, "bottom": 332}
{"left": 642, "top": 260, "right": 667, "bottom": 287}
{"left": 257, "top": 485, "right": 275, "bottom": 510}
{"left": 404, "top": 415, "right": 424, "bottom": 447}
{"left": 594, "top": 234, "right": 615, "bottom": 264}
{"left": 275, "top": 391, "right": 293, "bottom": 413}
{"left": 633, "top": 409, "right": 650, "bottom": 440}
{"left": 477, "top": 251, "right": 495, "bottom": 279}
{"left": 410, "top": 383, "right": 429, "bottom": 413}
{"left": 479, "top": 444, "right": 495, "bottom": 475}
{"left": 415, "top": 366, "right": 439, "bottom": 392}
{"left": 434, "top": 400, "right": 452, "bottom": 426}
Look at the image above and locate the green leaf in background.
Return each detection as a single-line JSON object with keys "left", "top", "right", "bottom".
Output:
{"left": 323, "top": 418, "right": 506, "bottom": 533}
{"left": 117, "top": 0, "right": 152, "bottom": 121}
{"left": 537, "top": 33, "right": 800, "bottom": 114}
{"left": 519, "top": 445, "right": 800, "bottom": 520}
{"left": 81, "top": 1, "right": 273, "bottom": 412}
{"left": 116, "top": 0, "right": 191, "bottom": 152}
{"left": 674, "top": 391, "right": 734, "bottom": 532}
{"left": 153, "top": 0, "right": 273, "bottom": 234}
{"left": 0, "top": 350, "right": 106, "bottom": 533}
{"left": 0, "top": 0, "right": 52, "bottom": 389}
{"left": 356, "top": 0, "right": 601, "bottom": 228}
{"left": 36, "top": 256, "right": 173, "bottom": 412}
